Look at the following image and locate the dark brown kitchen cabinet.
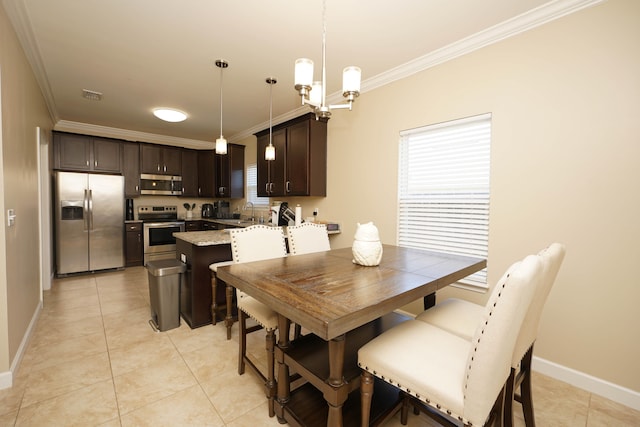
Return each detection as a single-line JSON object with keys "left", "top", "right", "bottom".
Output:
{"left": 185, "top": 220, "right": 202, "bottom": 231}
{"left": 215, "top": 144, "right": 245, "bottom": 198}
{"left": 140, "top": 143, "right": 182, "bottom": 175}
{"left": 124, "top": 222, "right": 143, "bottom": 267}
{"left": 197, "top": 145, "right": 244, "bottom": 199}
{"left": 176, "top": 238, "right": 232, "bottom": 328}
{"left": 180, "top": 149, "right": 199, "bottom": 197}
{"left": 197, "top": 150, "right": 215, "bottom": 198}
{"left": 123, "top": 142, "right": 140, "bottom": 197}
{"left": 53, "top": 131, "right": 122, "bottom": 173}
{"left": 256, "top": 113, "right": 327, "bottom": 197}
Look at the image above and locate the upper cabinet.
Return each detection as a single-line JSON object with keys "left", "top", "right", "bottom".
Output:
{"left": 256, "top": 113, "right": 327, "bottom": 197}
{"left": 216, "top": 144, "right": 245, "bottom": 199}
{"left": 197, "top": 144, "right": 245, "bottom": 199}
{"left": 181, "top": 149, "right": 199, "bottom": 197}
{"left": 123, "top": 142, "right": 140, "bottom": 197}
{"left": 140, "top": 143, "right": 182, "bottom": 175}
{"left": 54, "top": 131, "right": 122, "bottom": 173}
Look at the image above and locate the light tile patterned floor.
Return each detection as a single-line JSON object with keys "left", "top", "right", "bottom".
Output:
{"left": 1, "top": 267, "right": 638, "bottom": 426}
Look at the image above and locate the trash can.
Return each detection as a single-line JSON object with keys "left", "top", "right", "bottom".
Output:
{"left": 147, "top": 259, "right": 185, "bottom": 332}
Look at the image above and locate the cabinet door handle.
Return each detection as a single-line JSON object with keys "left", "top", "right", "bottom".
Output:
{"left": 157, "top": 164, "right": 160, "bottom": 172}
{"left": 265, "top": 183, "right": 269, "bottom": 194}
{"left": 135, "top": 185, "right": 139, "bottom": 191}
{"left": 163, "top": 165, "right": 167, "bottom": 172}
{"left": 86, "top": 160, "right": 89, "bottom": 167}
{"left": 286, "top": 181, "right": 291, "bottom": 193}
{"left": 94, "top": 160, "right": 98, "bottom": 167}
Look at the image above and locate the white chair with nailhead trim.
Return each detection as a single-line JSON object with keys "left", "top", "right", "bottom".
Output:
{"left": 358, "top": 253, "right": 545, "bottom": 427}
{"left": 415, "top": 243, "right": 565, "bottom": 426}
{"left": 286, "top": 222, "right": 331, "bottom": 255}
{"left": 227, "top": 225, "right": 288, "bottom": 418}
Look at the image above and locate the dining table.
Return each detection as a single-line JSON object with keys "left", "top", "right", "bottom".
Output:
{"left": 216, "top": 244, "right": 486, "bottom": 427}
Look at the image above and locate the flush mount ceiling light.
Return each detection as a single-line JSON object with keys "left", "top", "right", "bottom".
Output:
{"left": 294, "top": 0, "right": 361, "bottom": 119}
{"left": 215, "top": 59, "right": 229, "bottom": 155}
{"left": 153, "top": 108, "right": 187, "bottom": 122}
{"left": 265, "top": 77, "right": 277, "bottom": 161}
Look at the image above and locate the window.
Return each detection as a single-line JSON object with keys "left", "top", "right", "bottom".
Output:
{"left": 246, "top": 163, "right": 269, "bottom": 206}
{"left": 398, "top": 113, "right": 491, "bottom": 288}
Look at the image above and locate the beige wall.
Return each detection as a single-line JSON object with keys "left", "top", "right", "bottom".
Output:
{"left": 0, "top": 4, "right": 53, "bottom": 375}
{"left": 244, "top": 0, "right": 640, "bottom": 392}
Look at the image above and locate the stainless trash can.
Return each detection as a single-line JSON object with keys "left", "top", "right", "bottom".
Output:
{"left": 147, "top": 259, "right": 185, "bottom": 332}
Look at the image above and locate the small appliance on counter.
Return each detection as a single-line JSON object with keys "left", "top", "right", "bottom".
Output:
{"left": 125, "top": 198, "right": 134, "bottom": 220}
{"left": 214, "top": 200, "right": 230, "bottom": 218}
{"left": 201, "top": 203, "right": 214, "bottom": 218}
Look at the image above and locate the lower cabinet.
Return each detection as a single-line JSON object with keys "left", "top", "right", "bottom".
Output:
{"left": 176, "top": 239, "right": 232, "bottom": 328}
{"left": 125, "top": 222, "right": 143, "bottom": 267}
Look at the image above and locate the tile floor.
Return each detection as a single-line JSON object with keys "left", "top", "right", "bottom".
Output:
{"left": 1, "top": 267, "right": 639, "bottom": 426}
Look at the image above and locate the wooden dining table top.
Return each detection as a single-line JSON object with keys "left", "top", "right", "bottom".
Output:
{"left": 216, "top": 244, "right": 487, "bottom": 341}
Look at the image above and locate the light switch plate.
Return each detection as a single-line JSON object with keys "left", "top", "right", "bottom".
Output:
{"left": 7, "top": 209, "right": 16, "bottom": 227}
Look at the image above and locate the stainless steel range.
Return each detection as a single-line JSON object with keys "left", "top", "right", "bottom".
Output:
{"left": 138, "top": 205, "right": 185, "bottom": 265}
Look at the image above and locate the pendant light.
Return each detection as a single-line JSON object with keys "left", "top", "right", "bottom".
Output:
{"left": 215, "top": 59, "right": 228, "bottom": 154}
{"left": 294, "top": 0, "right": 361, "bottom": 119}
{"left": 265, "top": 77, "right": 277, "bottom": 161}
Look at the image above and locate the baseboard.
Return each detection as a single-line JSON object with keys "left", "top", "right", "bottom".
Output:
{"left": 532, "top": 356, "right": 640, "bottom": 411}
{"left": 0, "top": 301, "right": 42, "bottom": 390}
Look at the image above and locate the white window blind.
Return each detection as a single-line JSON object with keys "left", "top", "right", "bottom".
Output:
{"left": 246, "top": 163, "right": 269, "bottom": 206}
{"left": 398, "top": 113, "right": 491, "bottom": 287}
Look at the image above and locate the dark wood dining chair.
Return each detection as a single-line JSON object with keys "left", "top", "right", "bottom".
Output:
{"left": 358, "top": 253, "right": 545, "bottom": 427}
{"left": 415, "top": 243, "right": 565, "bottom": 426}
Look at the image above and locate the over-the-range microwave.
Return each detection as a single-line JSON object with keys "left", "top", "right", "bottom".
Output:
{"left": 139, "top": 174, "right": 183, "bottom": 196}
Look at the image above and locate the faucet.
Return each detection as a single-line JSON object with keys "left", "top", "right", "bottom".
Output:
{"left": 244, "top": 202, "right": 255, "bottom": 222}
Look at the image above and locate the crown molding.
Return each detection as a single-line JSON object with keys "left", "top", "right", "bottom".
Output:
{"left": 361, "top": 0, "right": 605, "bottom": 93}
{"left": 54, "top": 121, "right": 214, "bottom": 149}
{"left": 7, "top": 0, "right": 604, "bottom": 145}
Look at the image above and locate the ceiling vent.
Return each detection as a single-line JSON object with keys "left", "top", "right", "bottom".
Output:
{"left": 82, "top": 89, "right": 103, "bottom": 101}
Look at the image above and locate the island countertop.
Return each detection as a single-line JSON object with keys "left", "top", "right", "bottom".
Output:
{"left": 174, "top": 230, "right": 231, "bottom": 246}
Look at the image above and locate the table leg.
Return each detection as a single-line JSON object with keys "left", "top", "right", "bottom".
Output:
{"left": 275, "top": 314, "right": 291, "bottom": 424}
{"left": 423, "top": 292, "right": 436, "bottom": 310}
{"left": 225, "top": 283, "right": 234, "bottom": 340}
{"left": 327, "top": 334, "right": 346, "bottom": 427}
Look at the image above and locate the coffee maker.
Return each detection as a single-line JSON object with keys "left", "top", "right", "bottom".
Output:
{"left": 201, "top": 203, "right": 214, "bottom": 218}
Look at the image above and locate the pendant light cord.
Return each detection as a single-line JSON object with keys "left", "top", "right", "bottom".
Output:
{"left": 219, "top": 65, "right": 224, "bottom": 138}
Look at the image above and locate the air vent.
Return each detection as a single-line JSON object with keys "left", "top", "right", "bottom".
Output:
{"left": 82, "top": 89, "right": 103, "bottom": 101}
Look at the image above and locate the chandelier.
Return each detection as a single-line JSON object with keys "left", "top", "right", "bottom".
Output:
{"left": 215, "top": 59, "right": 228, "bottom": 155}
{"left": 294, "top": 0, "right": 361, "bottom": 119}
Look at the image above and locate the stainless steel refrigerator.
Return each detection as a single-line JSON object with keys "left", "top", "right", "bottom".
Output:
{"left": 55, "top": 171, "right": 124, "bottom": 275}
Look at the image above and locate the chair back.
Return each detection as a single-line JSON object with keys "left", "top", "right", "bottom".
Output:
{"left": 228, "top": 225, "right": 287, "bottom": 263}
{"left": 512, "top": 243, "right": 565, "bottom": 365}
{"left": 463, "top": 254, "right": 544, "bottom": 425}
{"left": 286, "top": 223, "right": 331, "bottom": 255}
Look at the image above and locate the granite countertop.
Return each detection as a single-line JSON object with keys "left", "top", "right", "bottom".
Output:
{"left": 174, "top": 230, "right": 231, "bottom": 246}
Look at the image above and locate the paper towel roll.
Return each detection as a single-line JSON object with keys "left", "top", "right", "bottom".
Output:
{"left": 295, "top": 205, "right": 302, "bottom": 226}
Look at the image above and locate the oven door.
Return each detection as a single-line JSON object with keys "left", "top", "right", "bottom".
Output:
{"left": 143, "top": 221, "right": 185, "bottom": 256}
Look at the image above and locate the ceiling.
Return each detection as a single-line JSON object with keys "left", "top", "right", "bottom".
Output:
{"left": 4, "top": 0, "right": 592, "bottom": 148}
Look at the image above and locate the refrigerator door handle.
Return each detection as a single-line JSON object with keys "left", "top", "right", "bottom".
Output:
{"left": 83, "top": 189, "right": 90, "bottom": 231}
{"left": 88, "top": 189, "right": 94, "bottom": 230}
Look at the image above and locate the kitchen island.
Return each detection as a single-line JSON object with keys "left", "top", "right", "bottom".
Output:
{"left": 174, "top": 230, "right": 232, "bottom": 328}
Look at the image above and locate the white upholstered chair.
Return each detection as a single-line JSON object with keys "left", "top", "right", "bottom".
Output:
{"left": 286, "top": 222, "right": 331, "bottom": 255}
{"left": 226, "top": 225, "right": 288, "bottom": 417}
{"left": 358, "top": 254, "right": 545, "bottom": 427}
{"left": 415, "top": 243, "right": 565, "bottom": 426}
